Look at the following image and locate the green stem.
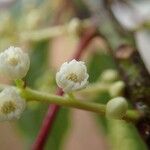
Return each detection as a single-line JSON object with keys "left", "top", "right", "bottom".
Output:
{"left": 68, "top": 92, "right": 76, "bottom": 100}
{"left": 15, "top": 79, "right": 25, "bottom": 89}
{"left": 21, "top": 88, "right": 106, "bottom": 114}
{"left": 20, "top": 87, "right": 141, "bottom": 122}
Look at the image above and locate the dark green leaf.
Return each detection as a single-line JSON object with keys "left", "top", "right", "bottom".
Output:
{"left": 88, "top": 52, "right": 116, "bottom": 132}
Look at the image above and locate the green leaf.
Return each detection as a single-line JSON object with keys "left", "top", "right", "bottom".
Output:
{"left": 17, "top": 104, "right": 70, "bottom": 150}
{"left": 107, "top": 120, "right": 148, "bottom": 150}
{"left": 88, "top": 52, "right": 116, "bottom": 83}
{"left": 45, "top": 108, "right": 70, "bottom": 150}
{"left": 26, "top": 41, "right": 49, "bottom": 87}
{"left": 88, "top": 52, "right": 116, "bottom": 132}
{"left": 17, "top": 104, "right": 48, "bottom": 147}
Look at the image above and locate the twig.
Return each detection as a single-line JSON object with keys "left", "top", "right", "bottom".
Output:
{"left": 32, "top": 26, "right": 97, "bottom": 150}
{"left": 21, "top": 87, "right": 141, "bottom": 123}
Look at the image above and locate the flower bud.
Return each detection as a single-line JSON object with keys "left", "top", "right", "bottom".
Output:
{"left": 100, "top": 69, "right": 119, "bottom": 82}
{"left": 109, "top": 81, "right": 125, "bottom": 97}
{"left": 67, "top": 18, "right": 81, "bottom": 35}
{"left": 0, "top": 46, "right": 30, "bottom": 80}
{"left": 26, "top": 9, "right": 41, "bottom": 30}
{"left": 0, "top": 87, "right": 26, "bottom": 121}
{"left": 56, "top": 59, "right": 89, "bottom": 93}
{"left": 106, "top": 97, "right": 128, "bottom": 119}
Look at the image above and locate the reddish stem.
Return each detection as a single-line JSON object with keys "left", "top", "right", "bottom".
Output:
{"left": 32, "top": 27, "right": 97, "bottom": 150}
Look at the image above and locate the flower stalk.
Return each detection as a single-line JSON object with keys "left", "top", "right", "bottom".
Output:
{"left": 20, "top": 19, "right": 90, "bottom": 42}
{"left": 20, "top": 87, "right": 141, "bottom": 122}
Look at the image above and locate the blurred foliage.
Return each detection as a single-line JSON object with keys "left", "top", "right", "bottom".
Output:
{"left": 88, "top": 52, "right": 116, "bottom": 83}
{"left": 45, "top": 108, "right": 70, "bottom": 150}
{"left": 26, "top": 41, "right": 49, "bottom": 88}
{"left": 108, "top": 120, "right": 147, "bottom": 150}
{"left": 87, "top": 51, "right": 147, "bottom": 150}
{"left": 88, "top": 52, "right": 115, "bottom": 132}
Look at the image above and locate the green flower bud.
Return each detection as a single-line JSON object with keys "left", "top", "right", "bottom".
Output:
{"left": 106, "top": 97, "right": 128, "bottom": 119}
{"left": 67, "top": 18, "right": 81, "bottom": 35}
{"left": 100, "top": 69, "right": 119, "bottom": 83}
{"left": 109, "top": 81, "right": 125, "bottom": 97}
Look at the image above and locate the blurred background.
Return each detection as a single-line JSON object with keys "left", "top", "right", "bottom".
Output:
{"left": 0, "top": 0, "right": 150, "bottom": 150}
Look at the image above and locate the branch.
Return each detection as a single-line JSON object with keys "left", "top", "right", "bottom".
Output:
{"left": 21, "top": 87, "right": 141, "bottom": 123}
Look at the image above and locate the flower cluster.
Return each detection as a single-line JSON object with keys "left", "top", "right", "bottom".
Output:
{"left": 0, "top": 46, "right": 129, "bottom": 122}
{"left": 0, "top": 46, "right": 30, "bottom": 121}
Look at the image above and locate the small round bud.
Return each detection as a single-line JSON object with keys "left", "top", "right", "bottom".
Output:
{"left": 67, "top": 18, "right": 81, "bottom": 35}
{"left": 100, "top": 69, "right": 119, "bottom": 82}
{"left": 0, "top": 87, "right": 26, "bottom": 121}
{"left": 0, "top": 46, "right": 30, "bottom": 80}
{"left": 106, "top": 97, "right": 128, "bottom": 119}
{"left": 109, "top": 81, "right": 125, "bottom": 97}
{"left": 56, "top": 59, "right": 89, "bottom": 93}
{"left": 26, "top": 10, "right": 41, "bottom": 30}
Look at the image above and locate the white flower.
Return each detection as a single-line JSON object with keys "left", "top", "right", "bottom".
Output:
{"left": 106, "top": 97, "right": 128, "bottom": 119}
{"left": 111, "top": 1, "right": 150, "bottom": 31}
{"left": 135, "top": 30, "right": 150, "bottom": 74}
{"left": 56, "top": 59, "right": 89, "bottom": 93}
{"left": 0, "top": 46, "right": 30, "bottom": 80}
{"left": 0, "top": 87, "right": 26, "bottom": 121}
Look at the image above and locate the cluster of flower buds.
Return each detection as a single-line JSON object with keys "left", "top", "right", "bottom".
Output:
{"left": 56, "top": 60, "right": 129, "bottom": 120}
{"left": 0, "top": 46, "right": 30, "bottom": 121}
{"left": 0, "top": 46, "right": 129, "bottom": 122}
